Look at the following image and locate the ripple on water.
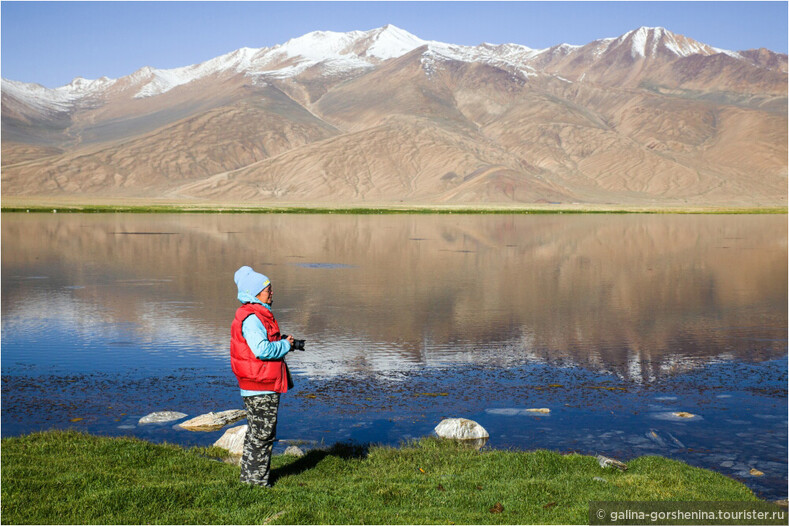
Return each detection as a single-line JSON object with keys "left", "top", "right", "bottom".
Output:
{"left": 485, "top": 408, "right": 551, "bottom": 417}
{"left": 292, "top": 262, "right": 356, "bottom": 269}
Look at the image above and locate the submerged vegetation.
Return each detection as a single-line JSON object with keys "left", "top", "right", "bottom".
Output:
{"left": 2, "top": 430, "right": 779, "bottom": 524}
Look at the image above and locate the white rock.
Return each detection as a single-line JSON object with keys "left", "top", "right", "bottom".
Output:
{"left": 284, "top": 445, "right": 305, "bottom": 457}
{"left": 213, "top": 425, "right": 247, "bottom": 456}
{"left": 179, "top": 409, "right": 246, "bottom": 431}
{"left": 139, "top": 411, "right": 188, "bottom": 424}
{"left": 434, "top": 418, "right": 489, "bottom": 440}
{"left": 597, "top": 455, "right": 628, "bottom": 471}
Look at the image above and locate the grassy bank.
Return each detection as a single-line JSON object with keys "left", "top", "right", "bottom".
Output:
{"left": 1, "top": 430, "right": 778, "bottom": 524}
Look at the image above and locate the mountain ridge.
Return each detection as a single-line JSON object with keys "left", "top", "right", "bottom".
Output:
{"left": 6, "top": 25, "right": 785, "bottom": 107}
{"left": 2, "top": 25, "right": 786, "bottom": 206}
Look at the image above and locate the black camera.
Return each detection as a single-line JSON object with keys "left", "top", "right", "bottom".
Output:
{"left": 282, "top": 335, "right": 306, "bottom": 351}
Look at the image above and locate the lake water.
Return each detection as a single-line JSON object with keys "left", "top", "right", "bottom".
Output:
{"left": 2, "top": 213, "right": 787, "bottom": 500}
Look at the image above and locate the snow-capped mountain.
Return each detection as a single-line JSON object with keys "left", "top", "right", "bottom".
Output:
{"left": 276, "top": 24, "right": 426, "bottom": 62}
{"left": 2, "top": 25, "right": 786, "bottom": 207}
{"left": 3, "top": 25, "right": 432, "bottom": 107}
{"left": 604, "top": 26, "right": 733, "bottom": 59}
{"left": 7, "top": 25, "right": 781, "bottom": 110}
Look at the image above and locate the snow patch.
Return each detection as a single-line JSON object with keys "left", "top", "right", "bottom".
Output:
{"left": 277, "top": 29, "right": 367, "bottom": 62}
{"left": 366, "top": 25, "right": 427, "bottom": 59}
{"left": 630, "top": 27, "right": 650, "bottom": 58}
{"left": 622, "top": 26, "right": 736, "bottom": 59}
{"left": 1, "top": 77, "right": 117, "bottom": 112}
{"left": 520, "top": 68, "right": 538, "bottom": 79}
{"left": 134, "top": 47, "right": 260, "bottom": 98}
{"left": 420, "top": 41, "right": 545, "bottom": 81}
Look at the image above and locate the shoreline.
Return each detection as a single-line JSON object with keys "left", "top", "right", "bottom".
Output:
{"left": 4, "top": 356, "right": 786, "bottom": 502}
{"left": 2, "top": 199, "right": 786, "bottom": 215}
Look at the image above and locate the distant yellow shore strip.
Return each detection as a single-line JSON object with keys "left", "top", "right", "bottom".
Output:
{"left": 1, "top": 198, "right": 786, "bottom": 214}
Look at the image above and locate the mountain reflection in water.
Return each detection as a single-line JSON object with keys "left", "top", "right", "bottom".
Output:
{"left": 2, "top": 213, "right": 785, "bottom": 382}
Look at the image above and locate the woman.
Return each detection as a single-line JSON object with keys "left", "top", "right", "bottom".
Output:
{"left": 230, "top": 265, "right": 295, "bottom": 487}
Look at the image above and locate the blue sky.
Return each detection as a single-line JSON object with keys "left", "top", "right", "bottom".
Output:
{"left": 2, "top": 1, "right": 787, "bottom": 88}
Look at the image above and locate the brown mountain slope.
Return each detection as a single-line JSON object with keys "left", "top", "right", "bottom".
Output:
{"left": 313, "top": 47, "right": 475, "bottom": 132}
{"left": 172, "top": 115, "right": 574, "bottom": 203}
{"left": 2, "top": 84, "right": 339, "bottom": 195}
{"left": 736, "top": 48, "right": 788, "bottom": 73}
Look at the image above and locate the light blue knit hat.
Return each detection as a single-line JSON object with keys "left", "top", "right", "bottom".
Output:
{"left": 234, "top": 266, "right": 271, "bottom": 297}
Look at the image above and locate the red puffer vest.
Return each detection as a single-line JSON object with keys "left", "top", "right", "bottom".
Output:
{"left": 230, "top": 303, "right": 292, "bottom": 393}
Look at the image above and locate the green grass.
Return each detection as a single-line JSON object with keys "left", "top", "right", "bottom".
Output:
{"left": 1, "top": 204, "right": 786, "bottom": 214}
{"left": 1, "top": 430, "right": 777, "bottom": 524}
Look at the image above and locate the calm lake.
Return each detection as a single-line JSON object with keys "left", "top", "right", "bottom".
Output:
{"left": 2, "top": 213, "right": 787, "bottom": 499}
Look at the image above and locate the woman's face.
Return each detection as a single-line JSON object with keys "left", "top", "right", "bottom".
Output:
{"left": 256, "top": 285, "right": 273, "bottom": 305}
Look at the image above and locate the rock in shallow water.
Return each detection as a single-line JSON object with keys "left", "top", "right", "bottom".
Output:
{"left": 645, "top": 429, "right": 686, "bottom": 450}
{"left": 139, "top": 411, "right": 188, "bottom": 424}
{"left": 179, "top": 409, "right": 246, "bottom": 431}
{"left": 649, "top": 411, "right": 704, "bottom": 422}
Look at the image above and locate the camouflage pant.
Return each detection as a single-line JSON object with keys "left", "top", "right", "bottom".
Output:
{"left": 240, "top": 393, "right": 280, "bottom": 486}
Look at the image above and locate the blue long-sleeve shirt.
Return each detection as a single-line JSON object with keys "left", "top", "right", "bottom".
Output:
{"left": 237, "top": 292, "right": 291, "bottom": 397}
